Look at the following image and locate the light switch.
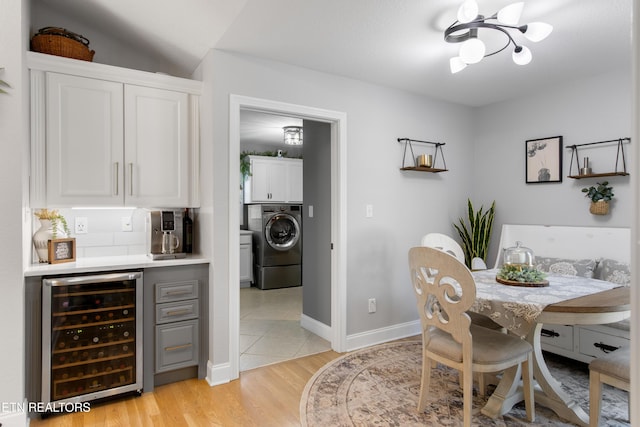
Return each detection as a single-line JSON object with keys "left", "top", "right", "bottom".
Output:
{"left": 308, "top": 205, "right": 314, "bottom": 218}
{"left": 366, "top": 204, "right": 373, "bottom": 218}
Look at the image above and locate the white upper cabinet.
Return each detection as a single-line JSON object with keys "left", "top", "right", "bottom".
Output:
{"left": 244, "top": 156, "right": 303, "bottom": 204}
{"left": 29, "top": 52, "right": 201, "bottom": 208}
{"left": 45, "top": 73, "right": 124, "bottom": 206}
{"left": 124, "top": 85, "right": 189, "bottom": 207}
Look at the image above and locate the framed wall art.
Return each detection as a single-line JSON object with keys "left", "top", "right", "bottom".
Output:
{"left": 525, "top": 136, "right": 563, "bottom": 183}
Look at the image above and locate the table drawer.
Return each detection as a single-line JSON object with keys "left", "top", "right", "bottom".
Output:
{"left": 156, "top": 299, "right": 199, "bottom": 324}
{"left": 578, "top": 328, "right": 629, "bottom": 359}
{"left": 540, "top": 324, "right": 573, "bottom": 351}
{"left": 156, "top": 319, "right": 199, "bottom": 372}
{"left": 155, "top": 280, "right": 198, "bottom": 303}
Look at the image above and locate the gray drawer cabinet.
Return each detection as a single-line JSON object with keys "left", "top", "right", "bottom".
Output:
{"left": 143, "top": 264, "right": 208, "bottom": 391}
{"left": 155, "top": 281, "right": 199, "bottom": 373}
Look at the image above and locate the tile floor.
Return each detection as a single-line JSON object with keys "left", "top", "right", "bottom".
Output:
{"left": 240, "top": 286, "right": 332, "bottom": 371}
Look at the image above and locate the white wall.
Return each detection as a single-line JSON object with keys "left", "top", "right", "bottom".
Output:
{"left": 199, "top": 49, "right": 475, "bottom": 368}
{"left": 472, "top": 70, "right": 632, "bottom": 264}
{"left": 0, "top": 0, "right": 29, "bottom": 425}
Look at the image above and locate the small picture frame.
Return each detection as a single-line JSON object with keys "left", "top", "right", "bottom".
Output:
{"left": 526, "top": 136, "right": 563, "bottom": 183}
{"left": 48, "top": 238, "right": 76, "bottom": 264}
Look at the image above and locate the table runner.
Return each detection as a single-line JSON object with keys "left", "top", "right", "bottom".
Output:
{"left": 471, "top": 269, "right": 619, "bottom": 337}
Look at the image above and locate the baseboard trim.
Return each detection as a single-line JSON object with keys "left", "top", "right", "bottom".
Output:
{"left": 346, "top": 320, "right": 421, "bottom": 352}
{"left": 205, "top": 360, "right": 232, "bottom": 386}
{"left": 0, "top": 404, "right": 27, "bottom": 427}
{"left": 300, "top": 314, "right": 332, "bottom": 341}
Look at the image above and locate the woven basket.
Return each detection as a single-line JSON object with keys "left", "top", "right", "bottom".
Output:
{"left": 589, "top": 200, "right": 610, "bottom": 215}
{"left": 31, "top": 27, "right": 95, "bottom": 62}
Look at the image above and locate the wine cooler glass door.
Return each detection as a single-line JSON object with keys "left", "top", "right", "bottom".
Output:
{"left": 42, "top": 272, "right": 143, "bottom": 407}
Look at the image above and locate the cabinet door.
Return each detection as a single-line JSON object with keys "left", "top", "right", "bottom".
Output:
{"left": 46, "top": 73, "right": 124, "bottom": 206}
{"left": 268, "top": 161, "right": 288, "bottom": 201}
{"left": 248, "top": 158, "right": 272, "bottom": 202}
{"left": 240, "top": 243, "right": 253, "bottom": 284}
{"left": 124, "top": 85, "right": 189, "bottom": 207}
{"left": 288, "top": 160, "right": 303, "bottom": 203}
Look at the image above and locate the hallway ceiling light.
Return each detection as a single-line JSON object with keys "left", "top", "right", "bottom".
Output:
{"left": 283, "top": 126, "right": 303, "bottom": 145}
{"left": 445, "top": 1, "right": 552, "bottom": 73}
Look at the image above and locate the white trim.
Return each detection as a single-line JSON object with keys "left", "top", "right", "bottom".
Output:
{"left": 26, "top": 51, "right": 202, "bottom": 94}
{"left": 631, "top": 0, "right": 639, "bottom": 421}
{"left": 300, "top": 314, "right": 332, "bottom": 342}
{"left": 0, "top": 401, "right": 27, "bottom": 427}
{"left": 346, "top": 320, "right": 422, "bottom": 352}
{"left": 205, "top": 360, "right": 232, "bottom": 387}
{"left": 228, "top": 94, "right": 348, "bottom": 381}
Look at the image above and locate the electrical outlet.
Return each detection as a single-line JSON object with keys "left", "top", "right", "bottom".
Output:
{"left": 368, "top": 298, "right": 377, "bottom": 313}
{"left": 75, "top": 217, "right": 88, "bottom": 234}
{"left": 121, "top": 216, "right": 133, "bottom": 232}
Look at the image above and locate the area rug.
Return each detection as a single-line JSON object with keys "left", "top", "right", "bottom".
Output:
{"left": 300, "top": 340, "right": 629, "bottom": 426}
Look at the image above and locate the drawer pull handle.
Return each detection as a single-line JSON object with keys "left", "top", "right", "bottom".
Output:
{"left": 166, "top": 309, "right": 192, "bottom": 316}
{"left": 165, "top": 290, "right": 191, "bottom": 296}
{"left": 541, "top": 328, "right": 560, "bottom": 338}
{"left": 165, "top": 343, "right": 193, "bottom": 352}
{"left": 594, "top": 342, "right": 620, "bottom": 354}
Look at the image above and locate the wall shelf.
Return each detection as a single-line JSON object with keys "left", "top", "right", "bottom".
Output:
{"left": 400, "top": 166, "right": 448, "bottom": 173}
{"left": 398, "top": 138, "right": 448, "bottom": 172}
{"left": 567, "top": 172, "right": 629, "bottom": 179}
{"left": 567, "top": 137, "right": 630, "bottom": 179}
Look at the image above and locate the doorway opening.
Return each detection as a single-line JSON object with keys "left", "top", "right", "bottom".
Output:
{"left": 228, "top": 95, "right": 347, "bottom": 379}
{"left": 238, "top": 111, "right": 331, "bottom": 370}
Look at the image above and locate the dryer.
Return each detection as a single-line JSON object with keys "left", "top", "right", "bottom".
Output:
{"left": 247, "top": 204, "right": 302, "bottom": 290}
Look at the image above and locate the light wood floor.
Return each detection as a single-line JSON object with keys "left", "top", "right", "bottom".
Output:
{"left": 30, "top": 350, "right": 341, "bottom": 427}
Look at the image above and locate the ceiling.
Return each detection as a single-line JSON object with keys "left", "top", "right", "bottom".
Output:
{"left": 240, "top": 110, "right": 303, "bottom": 148}
{"left": 35, "top": 0, "right": 632, "bottom": 108}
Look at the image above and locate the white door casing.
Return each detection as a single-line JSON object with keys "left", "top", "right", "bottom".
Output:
{"left": 224, "top": 95, "right": 347, "bottom": 381}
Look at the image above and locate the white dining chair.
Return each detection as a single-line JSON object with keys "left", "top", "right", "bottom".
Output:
{"left": 589, "top": 345, "right": 630, "bottom": 426}
{"left": 408, "top": 246, "right": 535, "bottom": 427}
{"left": 420, "top": 233, "right": 501, "bottom": 329}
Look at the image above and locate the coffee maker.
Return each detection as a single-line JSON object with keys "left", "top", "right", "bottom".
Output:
{"left": 146, "top": 210, "right": 186, "bottom": 260}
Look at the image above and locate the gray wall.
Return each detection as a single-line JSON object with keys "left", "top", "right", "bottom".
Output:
{"left": 472, "top": 70, "right": 632, "bottom": 264}
{"left": 31, "top": 1, "right": 186, "bottom": 77}
{"left": 302, "top": 120, "right": 332, "bottom": 325}
{"left": 200, "top": 49, "right": 476, "bottom": 367}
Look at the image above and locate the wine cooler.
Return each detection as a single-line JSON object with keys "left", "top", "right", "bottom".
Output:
{"left": 42, "top": 272, "right": 143, "bottom": 407}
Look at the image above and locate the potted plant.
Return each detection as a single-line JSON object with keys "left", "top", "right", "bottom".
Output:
{"left": 33, "top": 209, "right": 71, "bottom": 263}
{"left": 581, "top": 181, "right": 614, "bottom": 215}
{"left": 453, "top": 199, "right": 495, "bottom": 268}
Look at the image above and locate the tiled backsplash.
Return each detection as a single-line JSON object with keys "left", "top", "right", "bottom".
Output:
{"left": 30, "top": 208, "right": 149, "bottom": 262}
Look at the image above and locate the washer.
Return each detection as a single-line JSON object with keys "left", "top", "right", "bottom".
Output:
{"left": 247, "top": 204, "right": 302, "bottom": 290}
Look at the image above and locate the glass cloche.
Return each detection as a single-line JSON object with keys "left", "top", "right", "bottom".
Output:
{"left": 503, "top": 241, "right": 535, "bottom": 267}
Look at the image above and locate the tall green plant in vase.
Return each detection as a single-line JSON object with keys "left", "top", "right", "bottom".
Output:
{"left": 453, "top": 199, "right": 495, "bottom": 268}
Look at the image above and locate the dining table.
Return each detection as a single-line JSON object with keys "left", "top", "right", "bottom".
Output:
{"left": 470, "top": 269, "right": 631, "bottom": 427}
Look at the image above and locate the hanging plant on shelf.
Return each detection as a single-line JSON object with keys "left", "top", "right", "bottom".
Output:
{"left": 581, "top": 181, "right": 614, "bottom": 215}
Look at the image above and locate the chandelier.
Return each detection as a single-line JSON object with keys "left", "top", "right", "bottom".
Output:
{"left": 444, "top": 1, "right": 553, "bottom": 73}
{"left": 283, "top": 126, "right": 303, "bottom": 145}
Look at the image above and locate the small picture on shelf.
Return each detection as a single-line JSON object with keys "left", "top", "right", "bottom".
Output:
{"left": 526, "top": 136, "right": 562, "bottom": 184}
{"left": 48, "top": 238, "right": 76, "bottom": 264}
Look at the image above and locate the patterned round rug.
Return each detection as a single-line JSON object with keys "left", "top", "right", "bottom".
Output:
{"left": 300, "top": 340, "right": 629, "bottom": 427}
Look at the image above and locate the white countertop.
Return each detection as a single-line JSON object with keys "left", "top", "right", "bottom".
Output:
{"left": 24, "top": 254, "right": 210, "bottom": 277}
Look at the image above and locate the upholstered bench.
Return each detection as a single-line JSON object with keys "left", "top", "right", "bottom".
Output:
{"left": 492, "top": 224, "right": 631, "bottom": 363}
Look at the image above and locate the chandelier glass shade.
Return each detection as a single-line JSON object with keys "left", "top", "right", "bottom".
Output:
{"left": 445, "top": 1, "right": 552, "bottom": 73}
{"left": 283, "top": 126, "right": 303, "bottom": 145}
